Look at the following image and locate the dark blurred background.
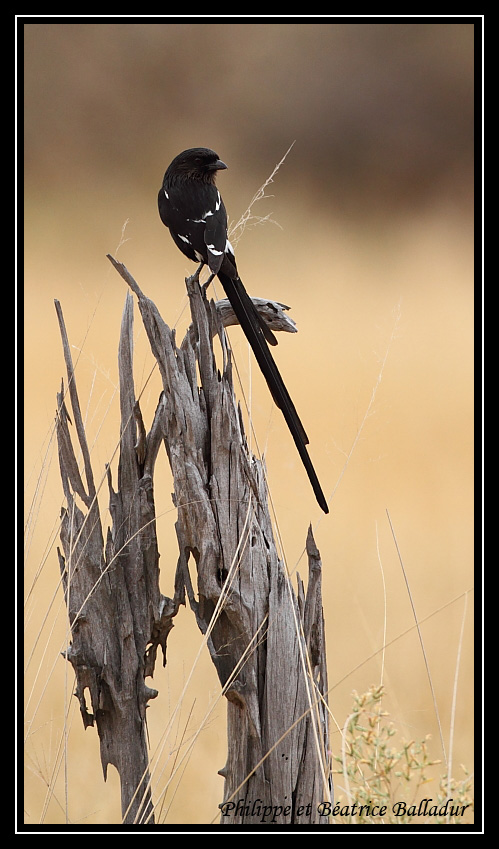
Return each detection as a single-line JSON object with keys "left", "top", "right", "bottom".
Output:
{"left": 25, "top": 22, "right": 474, "bottom": 211}
{"left": 24, "top": 21, "right": 475, "bottom": 826}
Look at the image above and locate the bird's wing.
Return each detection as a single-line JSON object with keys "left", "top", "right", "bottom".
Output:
{"left": 203, "top": 202, "right": 229, "bottom": 275}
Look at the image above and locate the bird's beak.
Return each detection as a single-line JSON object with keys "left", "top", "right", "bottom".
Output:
{"left": 212, "top": 159, "right": 227, "bottom": 171}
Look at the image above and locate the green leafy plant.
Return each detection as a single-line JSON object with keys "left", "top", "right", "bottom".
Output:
{"left": 331, "top": 686, "right": 473, "bottom": 825}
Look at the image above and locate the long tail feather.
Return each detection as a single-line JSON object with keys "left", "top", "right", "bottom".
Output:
{"left": 217, "top": 271, "right": 329, "bottom": 514}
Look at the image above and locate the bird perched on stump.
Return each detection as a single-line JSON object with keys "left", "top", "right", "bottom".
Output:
{"left": 158, "top": 147, "right": 328, "bottom": 514}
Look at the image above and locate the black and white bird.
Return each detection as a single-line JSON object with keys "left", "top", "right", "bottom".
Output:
{"left": 158, "top": 147, "right": 328, "bottom": 514}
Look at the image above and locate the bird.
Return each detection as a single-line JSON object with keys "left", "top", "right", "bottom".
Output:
{"left": 158, "top": 147, "right": 328, "bottom": 514}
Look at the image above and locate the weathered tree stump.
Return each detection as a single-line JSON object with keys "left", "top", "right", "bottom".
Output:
{"left": 55, "top": 260, "right": 331, "bottom": 825}
{"left": 55, "top": 296, "right": 176, "bottom": 825}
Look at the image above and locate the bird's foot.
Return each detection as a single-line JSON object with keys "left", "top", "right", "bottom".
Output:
{"left": 186, "top": 261, "right": 205, "bottom": 286}
{"left": 201, "top": 272, "right": 215, "bottom": 295}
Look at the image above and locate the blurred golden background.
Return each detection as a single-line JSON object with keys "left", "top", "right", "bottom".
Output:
{"left": 24, "top": 22, "right": 475, "bottom": 826}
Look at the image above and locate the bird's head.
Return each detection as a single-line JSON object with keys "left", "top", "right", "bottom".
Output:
{"left": 165, "top": 148, "right": 227, "bottom": 183}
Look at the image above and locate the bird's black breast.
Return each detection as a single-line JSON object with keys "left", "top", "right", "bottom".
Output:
{"left": 159, "top": 178, "right": 229, "bottom": 270}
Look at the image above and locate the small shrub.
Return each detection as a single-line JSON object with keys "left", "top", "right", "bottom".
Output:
{"left": 331, "top": 686, "right": 473, "bottom": 825}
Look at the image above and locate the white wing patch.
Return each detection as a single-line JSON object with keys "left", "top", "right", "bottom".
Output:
{"left": 179, "top": 234, "right": 191, "bottom": 245}
{"left": 164, "top": 189, "right": 169, "bottom": 200}
{"left": 189, "top": 210, "right": 213, "bottom": 224}
{"left": 207, "top": 244, "right": 223, "bottom": 257}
